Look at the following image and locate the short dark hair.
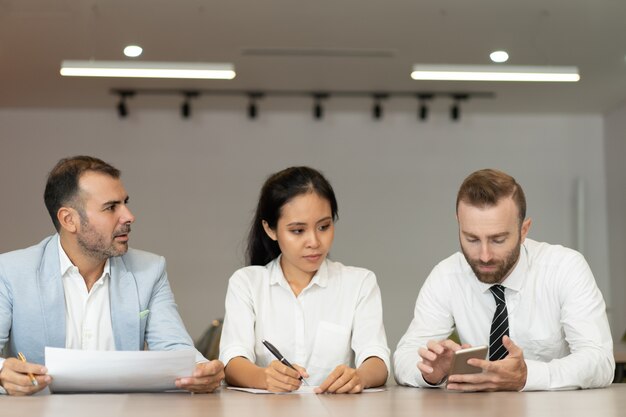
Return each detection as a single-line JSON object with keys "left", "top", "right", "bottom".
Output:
{"left": 246, "top": 166, "right": 339, "bottom": 266}
{"left": 456, "top": 169, "right": 526, "bottom": 224}
{"left": 44, "top": 156, "right": 120, "bottom": 231}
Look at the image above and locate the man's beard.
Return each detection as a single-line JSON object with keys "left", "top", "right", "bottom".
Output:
{"left": 462, "top": 238, "right": 521, "bottom": 284}
{"left": 77, "top": 217, "right": 130, "bottom": 260}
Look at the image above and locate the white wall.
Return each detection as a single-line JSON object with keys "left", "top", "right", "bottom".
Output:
{"left": 0, "top": 108, "right": 611, "bottom": 351}
{"left": 605, "top": 104, "right": 626, "bottom": 341}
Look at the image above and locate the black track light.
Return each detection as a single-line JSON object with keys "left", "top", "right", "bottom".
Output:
{"left": 312, "top": 93, "right": 329, "bottom": 120}
{"left": 450, "top": 103, "right": 460, "bottom": 121}
{"left": 314, "top": 102, "right": 323, "bottom": 120}
{"left": 373, "top": 102, "right": 382, "bottom": 119}
{"left": 248, "top": 101, "right": 257, "bottom": 119}
{"left": 117, "top": 100, "right": 128, "bottom": 118}
{"left": 450, "top": 94, "right": 468, "bottom": 122}
{"left": 115, "top": 90, "right": 135, "bottom": 119}
{"left": 417, "top": 94, "right": 433, "bottom": 121}
{"left": 372, "top": 94, "right": 388, "bottom": 120}
{"left": 247, "top": 92, "right": 264, "bottom": 120}
{"left": 108, "top": 89, "right": 490, "bottom": 121}
{"left": 419, "top": 103, "right": 428, "bottom": 120}
{"left": 181, "top": 101, "right": 191, "bottom": 118}
{"left": 181, "top": 91, "right": 199, "bottom": 119}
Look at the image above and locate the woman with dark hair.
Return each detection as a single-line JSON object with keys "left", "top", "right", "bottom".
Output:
{"left": 219, "top": 167, "right": 389, "bottom": 393}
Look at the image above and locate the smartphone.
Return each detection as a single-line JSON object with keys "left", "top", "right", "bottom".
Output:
{"left": 449, "top": 345, "right": 488, "bottom": 375}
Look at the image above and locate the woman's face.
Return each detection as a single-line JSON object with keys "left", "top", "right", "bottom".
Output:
{"left": 263, "top": 192, "right": 335, "bottom": 281}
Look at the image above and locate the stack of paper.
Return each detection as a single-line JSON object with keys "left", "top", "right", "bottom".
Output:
{"left": 45, "top": 347, "right": 196, "bottom": 393}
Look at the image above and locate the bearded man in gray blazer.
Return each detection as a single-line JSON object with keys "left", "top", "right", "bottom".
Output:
{"left": 0, "top": 156, "right": 224, "bottom": 395}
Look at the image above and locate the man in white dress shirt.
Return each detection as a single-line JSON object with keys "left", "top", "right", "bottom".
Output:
{"left": 0, "top": 156, "right": 224, "bottom": 395}
{"left": 394, "top": 169, "right": 614, "bottom": 391}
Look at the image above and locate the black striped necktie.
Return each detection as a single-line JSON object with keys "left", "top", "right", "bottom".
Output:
{"left": 489, "top": 284, "right": 509, "bottom": 361}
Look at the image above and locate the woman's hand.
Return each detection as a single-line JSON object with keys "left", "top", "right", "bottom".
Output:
{"left": 315, "top": 365, "right": 363, "bottom": 394}
{"left": 264, "top": 360, "right": 309, "bottom": 392}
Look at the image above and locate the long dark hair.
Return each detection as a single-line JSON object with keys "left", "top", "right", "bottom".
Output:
{"left": 246, "top": 166, "right": 339, "bottom": 266}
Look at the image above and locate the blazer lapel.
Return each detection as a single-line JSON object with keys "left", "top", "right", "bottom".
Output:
{"left": 109, "top": 256, "right": 140, "bottom": 350}
{"left": 37, "top": 236, "right": 66, "bottom": 350}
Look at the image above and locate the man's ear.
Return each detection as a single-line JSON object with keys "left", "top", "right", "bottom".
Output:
{"left": 262, "top": 220, "right": 277, "bottom": 241}
{"left": 520, "top": 218, "right": 532, "bottom": 242}
{"left": 57, "top": 207, "right": 79, "bottom": 234}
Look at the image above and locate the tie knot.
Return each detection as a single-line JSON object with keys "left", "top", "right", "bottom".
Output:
{"left": 490, "top": 285, "right": 506, "bottom": 305}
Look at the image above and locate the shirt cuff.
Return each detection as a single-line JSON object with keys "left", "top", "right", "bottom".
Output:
{"left": 522, "top": 359, "right": 550, "bottom": 391}
{"left": 416, "top": 368, "right": 446, "bottom": 388}
{"left": 219, "top": 347, "right": 255, "bottom": 368}
{"left": 355, "top": 347, "right": 391, "bottom": 375}
{"left": 405, "top": 359, "right": 445, "bottom": 388}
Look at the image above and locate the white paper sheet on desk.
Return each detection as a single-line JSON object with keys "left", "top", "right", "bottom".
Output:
{"left": 227, "top": 386, "right": 385, "bottom": 394}
{"left": 45, "top": 347, "right": 196, "bottom": 393}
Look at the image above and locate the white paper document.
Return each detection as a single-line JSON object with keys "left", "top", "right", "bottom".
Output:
{"left": 45, "top": 347, "right": 196, "bottom": 393}
{"left": 227, "top": 386, "right": 385, "bottom": 394}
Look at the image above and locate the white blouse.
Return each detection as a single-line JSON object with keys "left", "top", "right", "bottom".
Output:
{"left": 219, "top": 257, "right": 390, "bottom": 385}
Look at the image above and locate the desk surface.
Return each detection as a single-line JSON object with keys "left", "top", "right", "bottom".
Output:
{"left": 3, "top": 384, "right": 625, "bottom": 417}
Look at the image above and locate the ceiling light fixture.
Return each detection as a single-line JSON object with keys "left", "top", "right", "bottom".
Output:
{"left": 411, "top": 64, "right": 579, "bottom": 82}
{"left": 312, "top": 93, "right": 329, "bottom": 120}
{"left": 247, "top": 92, "right": 264, "bottom": 119}
{"left": 416, "top": 94, "right": 433, "bottom": 121}
{"left": 450, "top": 94, "right": 468, "bottom": 122}
{"left": 116, "top": 90, "right": 135, "bottom": 119}
{"left": 110, "top": 89, "right": 494, "bottom": 121}
{"left": 181, "top": 91, "right": 199, "bottom": 119}
{"left": 450, "top": 102, "right": 460, "bottom": 121}
{"left": 489, "top": 51, "right": 509, "bottom": 63}
{"left": 181, "top": 101, "right": 191, "bottom": 119}
{"left": 372, "top": 94, "right": 388, "bottom": 120}
{"left": 123, "top": 45, "right": 143, "bottom": 58}
{"left": 60, "top": 61, "right": 236, "bottom": 79}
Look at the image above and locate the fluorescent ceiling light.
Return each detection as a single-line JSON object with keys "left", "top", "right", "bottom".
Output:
{"left": 60, "top": 61, "right": 236, "bottom": 79}
{"left": 411, "top": 65, "right": 579, "bottom": 82}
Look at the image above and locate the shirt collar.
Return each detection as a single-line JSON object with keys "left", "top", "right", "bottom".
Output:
{"left": 269, "top": 255, "right": 329, "bottom": 289}
{"left": 473, "top": 241, "right": 528, "bottom": 294}
{"left": 310, "top": 260, "right": 329, "bottom": 288}
{"left": 58, "top": 235, "right": 110, "bottom": 279}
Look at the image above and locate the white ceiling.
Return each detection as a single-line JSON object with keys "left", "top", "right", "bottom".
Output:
{"left": 2, "top": 0, "right": 626, "bottom": 114}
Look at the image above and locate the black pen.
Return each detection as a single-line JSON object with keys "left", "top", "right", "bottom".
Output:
{"left": 262, "top": 339, "right": 309, "bottom": 386}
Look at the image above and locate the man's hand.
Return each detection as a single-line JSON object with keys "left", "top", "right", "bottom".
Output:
{"left": 316, "top": 365, "right": 364, "bottom": 394}
{"left": 418, "top": 339, "right": 468, "bottom": 385}
{"left": 446, "top": 336, "right": 527, "bottom": 392}
{"left": 176, "top": 359, "right": 225, "bottom": 393}
{"left": 264, "top": 360, "right": 308, "bottom": 392}
{"left": 0, "top": 358, "right": 51, "bottom": 396}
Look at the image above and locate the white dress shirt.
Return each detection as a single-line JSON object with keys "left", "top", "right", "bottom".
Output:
{"left": 219, "top": 257, "right": 390, "bottom": 386}
{"left": 59, "top": 237, "right": 116, "bottom": 351}
{"left": 393, "top": 238, "right": 614, "bottom": 391}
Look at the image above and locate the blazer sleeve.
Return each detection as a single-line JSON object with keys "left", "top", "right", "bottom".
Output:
{"left": 142, "top": 256, "right": 206, "bottom": 363}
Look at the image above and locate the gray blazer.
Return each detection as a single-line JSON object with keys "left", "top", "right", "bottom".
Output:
{"left": 0, "top": 235, "right": 204, "bottom": 366}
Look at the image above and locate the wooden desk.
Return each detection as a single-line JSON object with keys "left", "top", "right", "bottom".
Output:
{"left": 2, "top": 385, "right": 625, "bottom": 417}
{"left": 319, "top": 385, "right": 626, "bottom": 417}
